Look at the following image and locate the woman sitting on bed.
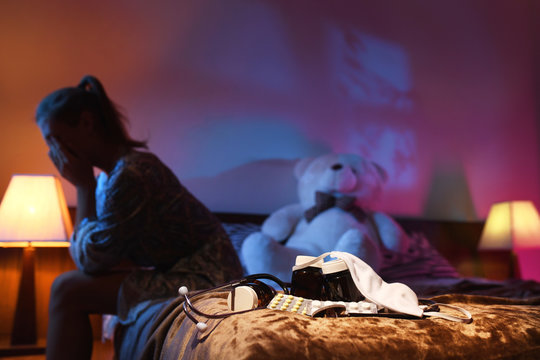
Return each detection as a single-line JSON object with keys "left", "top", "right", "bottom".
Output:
{"left": 36, "top": 75, "right": 244, "bottom": 360}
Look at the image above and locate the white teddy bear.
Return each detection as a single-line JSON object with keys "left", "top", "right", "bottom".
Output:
{"left": 240, "top": 153, "right": 411, "bottom": 281}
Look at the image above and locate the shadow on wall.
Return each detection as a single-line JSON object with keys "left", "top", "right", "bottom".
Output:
{"left": 183, "top": 158, "right": 301, "bottom": 214}
{"left": 167, "top": 117, "right": 330, "bottom": 179}
{"left": 423, "top": 161, "right": 477, "bottom": 221}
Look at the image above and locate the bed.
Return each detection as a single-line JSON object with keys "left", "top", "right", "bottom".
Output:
{"left": 113, "top": 213, "right": 540, "bottom": 359}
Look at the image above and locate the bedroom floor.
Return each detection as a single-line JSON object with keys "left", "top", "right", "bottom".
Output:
{"left": 0, "top": 340, "right": 114, "bottom": 360}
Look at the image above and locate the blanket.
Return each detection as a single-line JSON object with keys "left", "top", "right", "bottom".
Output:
{"left": 140, "top": 291, "right": 540, "bottom": 360}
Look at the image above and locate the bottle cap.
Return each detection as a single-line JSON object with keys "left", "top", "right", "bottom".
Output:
{"left": 294, "top": 255, "right": 323, "bottom": 268}
{"left": 322, "top": 259, "right": 348, "bottom": 274}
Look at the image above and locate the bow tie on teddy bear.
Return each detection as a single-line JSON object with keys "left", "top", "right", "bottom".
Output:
{"left": 304, "top": 191, "right": 368, "bottom": 223}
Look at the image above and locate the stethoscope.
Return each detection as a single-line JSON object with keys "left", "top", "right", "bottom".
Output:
{"left": 178, "top": 273, "right": 289, "bottom": 332}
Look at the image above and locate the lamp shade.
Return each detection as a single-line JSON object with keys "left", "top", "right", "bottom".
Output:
{"left": 0, "top": 174, "right": 73, "bottom": 247}
{"left": 479, "top": 201, "right": 540, "bottom": 250}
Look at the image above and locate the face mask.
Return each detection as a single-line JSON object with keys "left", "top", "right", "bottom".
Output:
{"left": 293, "top": 251, "right": 472, "bottom": 323}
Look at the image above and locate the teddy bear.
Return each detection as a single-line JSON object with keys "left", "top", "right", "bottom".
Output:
{"left": 240, "top": 153, "right": 411, "bottom": 282}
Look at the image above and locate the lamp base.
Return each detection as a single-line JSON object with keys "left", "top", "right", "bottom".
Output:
{"left": 11, "top": 246, "right": 38, "bottom": 346}
{"left": 0, "top": 247, "right": 45, "bottom": 356}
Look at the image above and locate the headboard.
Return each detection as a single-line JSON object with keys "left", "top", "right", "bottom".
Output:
{"left": 214, "top": 212, "right": 499, "bottom": 279}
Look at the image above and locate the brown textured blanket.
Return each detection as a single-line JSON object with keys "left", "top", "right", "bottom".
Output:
{"left": 140, "top": 291, "right": 540, "bottom": 360}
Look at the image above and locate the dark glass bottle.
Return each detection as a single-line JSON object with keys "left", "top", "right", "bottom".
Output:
{"left": 227, "top": 280, "right": 276, "bottom": 311}
{"left": 290, "top": 256, "right": 324, "bottom": 300}
{"left": 322, "top": 259, "right": 364, "bottom": 302}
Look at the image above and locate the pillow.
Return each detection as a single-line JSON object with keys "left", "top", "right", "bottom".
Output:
{"left": 379, "top": 232, "right": 459, "bottom": 281}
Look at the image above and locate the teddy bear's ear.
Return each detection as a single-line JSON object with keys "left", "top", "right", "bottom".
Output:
{"left": 294, "top": 157, "right": 314, "bottom": 179}
{"left": 371, "top": 161, "right": 388, "bottom": 183}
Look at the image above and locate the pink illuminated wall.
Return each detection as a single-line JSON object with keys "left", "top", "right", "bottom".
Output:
{"left": 0, "top": 0, "right": 539, "bottom": 221}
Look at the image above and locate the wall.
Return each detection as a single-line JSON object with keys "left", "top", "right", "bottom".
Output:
{"left": 0, "top": 0, "right": 538, "bottom": 221}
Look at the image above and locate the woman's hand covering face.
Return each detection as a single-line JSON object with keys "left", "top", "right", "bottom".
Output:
{"left": 48, "top": 136, "right": 95, "bottom": 187}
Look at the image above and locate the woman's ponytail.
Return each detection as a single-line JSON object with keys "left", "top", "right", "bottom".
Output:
{"left": 38, "top": 75, "right": 147, "bottom": 149}
{"left": 77, "top": 75, "right": 96, "bottom": 92}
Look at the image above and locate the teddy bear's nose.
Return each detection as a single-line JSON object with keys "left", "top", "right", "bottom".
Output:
{"left": 331, "top": 163, "right": 343, "bottom": 171}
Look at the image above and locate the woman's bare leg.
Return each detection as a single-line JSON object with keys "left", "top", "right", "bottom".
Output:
{"left": 46, "top": 269, "right": 129, "bottom": 360}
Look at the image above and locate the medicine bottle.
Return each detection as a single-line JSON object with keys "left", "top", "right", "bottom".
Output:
{"left": 227, "top": 280, "right": 276, "bottom": 311}
{"left": 322, "top": 259, "right": 364, "bottom": 302}
{"left": 290, "top": 255, "right": 324, "bottom": 300}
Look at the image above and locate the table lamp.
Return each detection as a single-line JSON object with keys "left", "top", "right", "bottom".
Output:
{"left": 478, "top": 201, "right": 540, "bottom": 280}
{"left": 0, "top": 174, "right": 73, "bottom": 349}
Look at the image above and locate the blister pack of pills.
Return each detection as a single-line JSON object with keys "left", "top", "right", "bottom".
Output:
{"left": 267, "top": 293, "right": 381, "bottom": 317}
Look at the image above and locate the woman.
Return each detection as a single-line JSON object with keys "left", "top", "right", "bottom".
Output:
{"left": 36, "top": 75, "right": 243, "bottom": 360}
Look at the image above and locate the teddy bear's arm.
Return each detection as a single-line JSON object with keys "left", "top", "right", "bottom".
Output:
{"left": 261, "top": 203, "right": 304, "bottom": 242}
{"left": 370, "top": 211, "right": 411, "bottom": 254}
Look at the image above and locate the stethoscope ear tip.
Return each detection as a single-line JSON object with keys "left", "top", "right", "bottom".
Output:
{"left": 196, "top": 322, "right": 208, "bottom": 332}
{"left": 179, "top": 286, "right": 189, "bottom": 296}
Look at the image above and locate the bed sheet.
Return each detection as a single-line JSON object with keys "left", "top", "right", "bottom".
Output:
{"left": 139, "top": 290, "right": 540, "bottom": 360}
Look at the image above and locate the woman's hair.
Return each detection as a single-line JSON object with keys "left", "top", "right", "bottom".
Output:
{"left": 36, "top": 75, "right": 147, "bottom": 148}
